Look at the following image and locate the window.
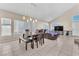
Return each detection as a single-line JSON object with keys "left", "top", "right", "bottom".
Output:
{"left": 1, "top": 18, "right": 11, "bottom": 36}
{"left": 43, "top": 24, "right": 49, "bottom": 30}
{"left": 14, "top": 20, "right": 27, "bottom": 35}
{"left": 72, "top": 15, "right": 79, "bottom": 36}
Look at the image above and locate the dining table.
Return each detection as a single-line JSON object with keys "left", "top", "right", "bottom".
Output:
{"left": 19, "top": 32, "right": 45, "bottom": 50}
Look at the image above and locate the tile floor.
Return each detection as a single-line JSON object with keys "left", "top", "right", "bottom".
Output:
{"left": 0, "top": 35, "right": 79, "bottom": 56}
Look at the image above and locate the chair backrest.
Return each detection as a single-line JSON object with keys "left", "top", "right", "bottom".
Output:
{"left": 35, "top": 29, "right": 46, "bottom": 40}
{"left": 38, "top": 31, "right": 44, "bottom": 40}
{"left": 23, "top": 29, "right": 30, "bottom": 39}
{"left": 37, "top": 33, "right": 43, "bottom": 40}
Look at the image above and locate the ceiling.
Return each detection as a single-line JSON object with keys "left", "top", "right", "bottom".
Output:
{"left": 0, "top": 3, "right": 76, "bottom": 22}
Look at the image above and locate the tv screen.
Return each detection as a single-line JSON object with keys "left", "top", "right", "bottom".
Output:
{"left": 54, "top": 26, "right": 63, "bottom": 31}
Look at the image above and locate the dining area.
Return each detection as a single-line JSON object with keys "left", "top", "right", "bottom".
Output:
{"left": 19, "top": 29, "right": 46, "bottom": 50}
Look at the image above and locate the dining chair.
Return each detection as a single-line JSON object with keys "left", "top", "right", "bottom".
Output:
{"left": 19, "top": 29, "right": 34, "bottom": 50}
{"left": 42, "top": 29, "right": 46, "bottom": 44}
{"left": 32, "top": 35, "right": 39, "bottom": 48}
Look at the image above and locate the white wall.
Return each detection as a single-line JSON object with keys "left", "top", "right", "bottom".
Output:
{"left": 36, "top": 21, "right": 49, "bottom": 29}
{"left": 50, "top": 4, "right": 79, "bottom": 32}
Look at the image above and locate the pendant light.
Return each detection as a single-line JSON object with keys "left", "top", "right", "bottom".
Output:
{"left": 33, "top": 20, "right": 35, "bottom": 23}
{"left": 35, "top": 19, "right": 37, "bottom": 22}
{"left": 22, "top": 16, "right": 26, "bottom": 20}
{"left": 22, "top": 4, "right": 26, "bottom": 20}
{"left": 30, "top": 18, "right": 32, "bottom": 21}
{"left": 27, "top": 19, "right": 29, "bottom": 22}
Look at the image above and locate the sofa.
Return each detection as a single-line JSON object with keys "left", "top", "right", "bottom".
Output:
{"left": 45, "top": 30, "right": 59, "bottom": 40}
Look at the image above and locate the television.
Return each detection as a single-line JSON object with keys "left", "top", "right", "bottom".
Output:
{"left": 54, "top": 26, "right": 63, "bottom": 31}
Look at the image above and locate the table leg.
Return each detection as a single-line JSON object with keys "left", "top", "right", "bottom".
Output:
{"left": 25, "top": 42, "right": 27, "bottom": 50}
{"left": 36, "top": 40, "right": 38, "bottom": 48}
{"left": 41, "top": 39, "right": 42, "bottom": 46}
{"left": 31, "top": 40, "right": 34, "bottom": 49}
{"left": 43, "top": 38, "right": 44, "bottom": 44}
{"left": 19, "top": 38, "right": 21, "bottom": 43}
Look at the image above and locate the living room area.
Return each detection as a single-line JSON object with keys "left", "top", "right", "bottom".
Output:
{"left": 0, "top": 3, "right": 79, "bottom": 56}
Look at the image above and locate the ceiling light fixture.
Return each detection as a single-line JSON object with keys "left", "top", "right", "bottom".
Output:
{"left": 27, "top": 19, "right": 29, "bottom": 22}
{"left": 35, "top": 19, "right": 37, "bottom": 22}
{"left": 22, "top": 16, "right": 26, "bottom": 20}
{"left": 33, "top": 20, "right": 35, "bottom": 23}
{"left": 30, "top": 18, "right": 32, "bottom": 21}
{"left": 23, "top": 4, "right": 27, "bottom": 20}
